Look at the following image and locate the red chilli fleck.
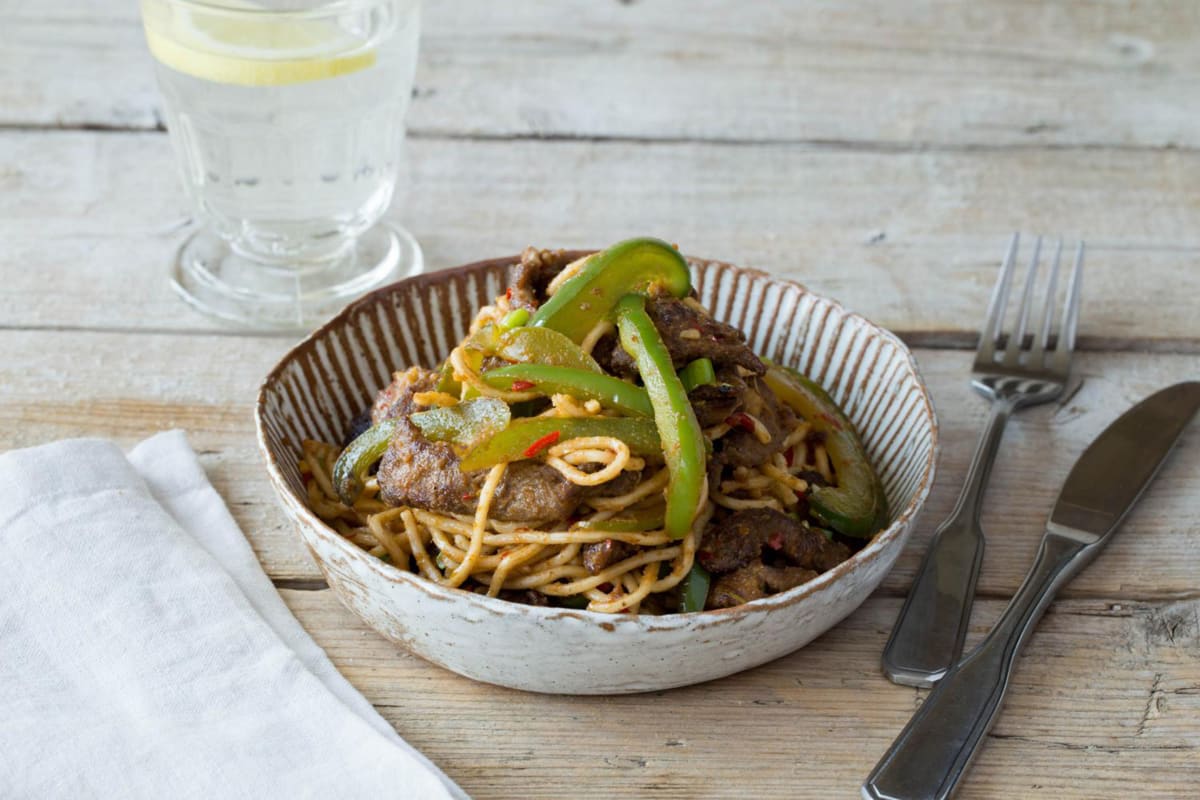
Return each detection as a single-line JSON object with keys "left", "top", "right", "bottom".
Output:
{"left": 505, "top": 287, "right": 513, "bottom": 301}
{"left": 726, "top": 412, "right": 755, "bottom": 432}
{"left": 510, "top": 379, "right": 536, "bottom": 391}
{"left": 523, "top": 430, "right": 561, "bottom": 458}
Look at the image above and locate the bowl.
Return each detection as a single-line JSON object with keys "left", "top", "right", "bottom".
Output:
{"left": 255, "top": 252, "right": 938, "bottom": 694}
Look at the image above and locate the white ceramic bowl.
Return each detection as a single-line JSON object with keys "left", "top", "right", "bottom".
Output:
{"left": 256, "top": 252, "right": 938, "bottom": 694}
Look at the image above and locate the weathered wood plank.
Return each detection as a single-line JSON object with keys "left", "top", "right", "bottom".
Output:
{"left": 2, "top": 329, "right": 1197, "bottom": 601}
{"left": 2, "top": 130, "right": 1200, "bottom": 343}
{"left": 4, "top": 1, "right": 1199, "bottom": 150}
{"left": 281, "top": 588, "right": 1200, "bottom": 799}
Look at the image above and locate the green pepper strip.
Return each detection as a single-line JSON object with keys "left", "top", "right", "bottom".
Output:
{"left": 530, "top": 237, "right": 692, "bottom": 343}
{"left": 678, "top": 357, "right": 716, "bottom": 393}
{"left": 574, "top": 507, "right": 665, "bottom": 533}
{"left": 434, "top": 361, "right": 461, "bottom": 395}
{"left": 679, "top": 563, "right": 711, "bottom": 613}
{"left": 499, "top": 307, "right": 530, "bottom": 330}
{"left": 614, "top": 294, "right": 706, "bottom": 540}
{"left": 332, "top": 419, "right": 399, "bottom": 506}
{"left": 409, "top": 397, "right": 511, "bottom": 450}
{"left": 469, "top": 324, "right": 602, "bottom": 373}
{"left": 459, "top": 416, "right": 662, "bottom": 472}
{"left": 763, "top": 365, "right": 888, "bottom": 538}
{"left": 481, "top": 364, "right": 653, "bottom": 417}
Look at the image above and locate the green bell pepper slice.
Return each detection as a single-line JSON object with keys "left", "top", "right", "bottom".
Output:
{"left": 575, "top": 507, "right": 665, "bottom": 533}
{"left": 530, "top": 237, "right": 692, "bottom": 343}
{"left": 481, "top": 364, "right": 653, "bottom": 417}
{"left": 459, "top": 416, "right": 662, "bottom": 472}
{"left": 678, "top": 357, "right": 716, "bottom": 393}
{"left": 468, "top": 324, "right": 602, "bottom": 373}
{"left": 679, "top": 563, "right": 712, "bottom": 613}
{"left": 763, "top": 365, "right": 888, "bottom": 538}
{"left": 499, "top": 307, "right": 530, "bottom": 330}
{"left": 434, "top": 360, "right": 461, "bottom": 395}
{"left": 332, "top": 419, "right": 399, "bottom": 506}
{"left": 410, "top": 397, "right": 511, "bottom": 450}
{"left": 614, "top": 294, "right": 707, "bottom": 540}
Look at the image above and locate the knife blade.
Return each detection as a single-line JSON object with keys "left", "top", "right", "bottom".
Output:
{"left": 864, "top": 381, "right": 1200, "bottom": 800}
{"left": 1050, "top": 380, "right": 1200, "bottom": 541}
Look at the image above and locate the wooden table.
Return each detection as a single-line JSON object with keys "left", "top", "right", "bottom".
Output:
{"left": 3, "top": 2, "right": 1198, "bottom": 797}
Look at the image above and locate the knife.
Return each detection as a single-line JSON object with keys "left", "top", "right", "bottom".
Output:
{"left": 863, "top": 381, "right": 1200, "bottom": 800}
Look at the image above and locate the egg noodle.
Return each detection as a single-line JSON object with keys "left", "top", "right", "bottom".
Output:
{"left": 302, "top": 276, "right": 834, "bottom": 614}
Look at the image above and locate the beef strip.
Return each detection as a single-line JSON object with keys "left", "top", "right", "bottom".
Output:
{"left": 707, "top": 563, "right": 819, "bottom": 609}
{"left": 581, "top": 539, "right": 638, "bottom": 574}
{"left": 509, "top": 247, "right": 579, "bottom": 311}
{"left": 371, "top": 366, "right": 440, "bottom": 424}
{"left": 581, "top": 468, "right": 643, "bottom": 499}
{"left": 688, "top": 367, "right": 747, "bottom": 429}
{"left": 712, "top": 375, "right": 796, "bottom": 468}
{"left": 377, "top": 415, "right": 582, "bottom": 525}
{"left": 593, "top": 295, "right": 765, "bottom": 379}
{"left": 698, "top": 508, "right": 850, "bottom": 575}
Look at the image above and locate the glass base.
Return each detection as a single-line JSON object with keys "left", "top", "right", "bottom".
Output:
{"left": 170, "top": 222, "right": 422, "bottom": 331}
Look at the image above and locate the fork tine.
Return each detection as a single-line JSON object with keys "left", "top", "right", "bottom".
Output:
{"left": 1054, "top": 241, "right": 1085, "bottom": 369}
{"left": 1002, "top": 235, "right": 1042, "bottom": 366}
{"left": 1030, "top": 239, "right": 1062, "bottom": 360}
{"left": 978, "top": 232, "right": 1019, "bottom": 363}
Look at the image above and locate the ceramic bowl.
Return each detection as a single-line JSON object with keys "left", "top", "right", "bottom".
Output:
{"left": 255, "top": 252, "right": 938, "bottom": 694}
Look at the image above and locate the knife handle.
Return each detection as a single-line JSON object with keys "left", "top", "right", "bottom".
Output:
{"left": 881, "top": 397, "right": 1015, "bottom": 687}
{"left": 864, "top": 532, "right": 1090, "bottom": 800}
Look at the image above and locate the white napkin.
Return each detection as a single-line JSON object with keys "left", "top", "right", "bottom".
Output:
{"left": 0, "top": 431, "right": 467, "bottom": 800}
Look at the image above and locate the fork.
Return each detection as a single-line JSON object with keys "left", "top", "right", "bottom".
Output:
{"left": 880, "top": 233, "right": 1084, "bottom": 688}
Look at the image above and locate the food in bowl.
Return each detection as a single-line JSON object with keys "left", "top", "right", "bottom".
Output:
{"left": 300, "top": 238, "right": 887, "bottom": 614}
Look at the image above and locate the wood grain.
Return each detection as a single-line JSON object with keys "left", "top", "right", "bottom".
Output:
{"left": 2, "top": 130, "right": 1200, "bottom": 345}
{"left": 4, "top": 1, "right": 1199, "bottom": 150}
{"left": 2, "top": 328, "right": 1197, "bottom": 602}
{"left": 5, "top": 2, "right": 1200, "bottom": 795}
{"left": 281, "top": 587, "right": 1200, "bottom": 799}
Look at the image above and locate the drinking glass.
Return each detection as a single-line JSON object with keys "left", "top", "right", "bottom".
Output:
{"left": 140, "top": 0, "right": 423, "bottom": 329}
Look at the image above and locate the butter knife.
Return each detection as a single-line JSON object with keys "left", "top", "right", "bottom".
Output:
{"left": 864, "top": 381, "right": 1200, "bottom": 800}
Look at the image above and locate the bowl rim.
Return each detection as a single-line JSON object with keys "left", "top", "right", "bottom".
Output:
{"left": 255, "top": 251, "right": 939, "bottom": 632}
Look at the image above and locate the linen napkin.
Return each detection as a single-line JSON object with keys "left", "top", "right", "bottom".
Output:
{"left": 0, "top": 431, "right": 467, "bottom": 800}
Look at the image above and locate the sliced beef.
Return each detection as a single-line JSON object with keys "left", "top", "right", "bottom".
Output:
{"left": 707, "top": 563, "right": 819, "bottom": 609}
{"left": 713, "top": 376, "right": 795, "bottom": 468}
{"left": 698, "top": 508, "right": 850, "bottom": 575}
{"left": 377, "top": 416, "right": 582, "bottom": 525}
{"left": 688, "top": 367, "right": 747, "bottom": 429}
{"left": 509, "top": 247, "right": 579, "bottom": 311}
{"left": 371, "top": 367, "right": 440, "bottom": 424}
{"left": 593, "top": 296, "right": 765, "bottom": 378}
{"left": 581, "top": 539, "right": 638, "bottom": 574}
{"left": 581, "top": 468, "right": 643, "bottom": 499}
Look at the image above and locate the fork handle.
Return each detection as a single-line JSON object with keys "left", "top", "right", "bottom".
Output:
{"left": 864, "top": 532, "right": 1087, "bottom": 800}
{"left": 881, "top": 396, "right": 1016, "bottom": 687}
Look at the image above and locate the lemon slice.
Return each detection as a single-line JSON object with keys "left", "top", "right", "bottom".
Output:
{"left": 143, "top": 0, "right": 376, "bottom": 87}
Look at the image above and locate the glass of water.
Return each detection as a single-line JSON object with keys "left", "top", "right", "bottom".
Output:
{"left": 140, "top": 0, "right": 423, "bottom": 329}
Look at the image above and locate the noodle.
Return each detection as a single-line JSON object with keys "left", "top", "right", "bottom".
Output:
{"left": 580, "top": 319, "right": 615, "bottom": 355}
{"left": 545, "top": 436, "right": 633, "bottom": 486}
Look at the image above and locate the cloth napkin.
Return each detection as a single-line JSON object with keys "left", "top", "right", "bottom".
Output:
{"left": 0, "top": 431, "right": 467, "bottom": 800}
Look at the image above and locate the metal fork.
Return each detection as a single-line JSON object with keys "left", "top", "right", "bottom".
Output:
{"left": 881, "top": 233, "right": 1084, "bottom": 688}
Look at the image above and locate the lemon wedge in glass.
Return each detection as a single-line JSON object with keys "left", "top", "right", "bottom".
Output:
{"left": 142, "top": 0, "right": 377, "bottom": 87}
